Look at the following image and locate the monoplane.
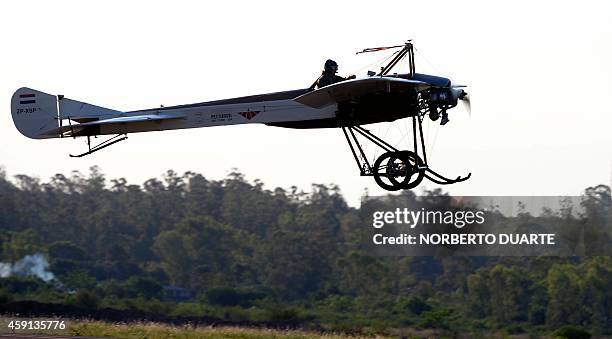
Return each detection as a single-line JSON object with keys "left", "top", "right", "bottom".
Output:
{"left": 11, "top": 41, "right": 470, "bottom": 191}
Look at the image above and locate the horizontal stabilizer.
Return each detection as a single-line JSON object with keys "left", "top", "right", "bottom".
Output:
{"left": 59, "top": 97, "right": 123, "bottom": 121}
{"left": 45, "top": 114, "right": 186, "bottom": 136}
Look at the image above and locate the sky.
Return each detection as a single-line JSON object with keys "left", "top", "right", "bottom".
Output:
{"left": 1, "top": 0, "right": 611, "bottom": 206}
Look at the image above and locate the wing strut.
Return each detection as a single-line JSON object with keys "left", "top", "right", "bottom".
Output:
{"left": 356, "top": 40, "right": 415, "bottom": 77}
{"left": 69, "top": 134, "right": 128, "bottom": 158}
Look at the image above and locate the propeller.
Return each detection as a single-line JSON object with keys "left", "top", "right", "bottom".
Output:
{"left": 459, "top": 90, "right": 471, "bottom": 117}
{"left": 448, "top": 86, "right": 471, "bottom": 117}
{"left": 448, "top": 77, "right": 471, "bottom": 117}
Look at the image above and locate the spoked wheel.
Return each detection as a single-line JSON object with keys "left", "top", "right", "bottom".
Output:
{"left": 373, "top": 151, "right": 425, "bottom": 191}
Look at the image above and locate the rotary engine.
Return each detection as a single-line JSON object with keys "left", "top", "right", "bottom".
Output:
{"left": 419, "top": 87, "right": 468, "bottom": 125}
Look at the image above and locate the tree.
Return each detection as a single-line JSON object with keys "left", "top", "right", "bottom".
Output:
{"left": 125, "top": 276, "right": 162, "bottom": 299}
{"left": 336, "top": 251, "right": 390, "bottom": 297}
{"left": 73, "top": 290, "right": 100, "bottom": 309}
{"left": 466, "top": 270, "right": 490, "bottom": 317}
{"left": 63, "top": 270, "right": 97, "bottom": 290}
{"left": 546, "top": 264, "right": 582, "bottom": 327}
{"left": 48, "top": 241, "right": 87, "bottom": 261}
{"left": 488, "top": 265, "right": 530, "bottom": 323}
{"left": 153, "top": 230, "right": 192, "bottom": 286}
{"left": 2, "top": 229, "right": 42, "bottom": 261}
{"left": 582, "top": 257, "right": 611, "bottom": 334}
{"left": 258, "top": 230, "right": 330, "bottom": 300}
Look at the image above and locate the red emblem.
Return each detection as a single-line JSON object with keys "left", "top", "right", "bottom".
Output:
{"left": 239, "top": 110, "right": 260, "bottom": 120}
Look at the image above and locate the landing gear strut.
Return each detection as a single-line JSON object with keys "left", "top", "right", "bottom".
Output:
{"left": 341, "top": 114, "right": 471, "bottom": 191}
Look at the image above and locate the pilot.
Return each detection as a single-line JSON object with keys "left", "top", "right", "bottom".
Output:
{"left": 316, "top": 59, "right": 356, "bottom": 88}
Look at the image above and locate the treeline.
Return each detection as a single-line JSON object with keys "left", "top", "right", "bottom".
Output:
{"left": 0, "top": 166, "right": 610, "bottom": 336}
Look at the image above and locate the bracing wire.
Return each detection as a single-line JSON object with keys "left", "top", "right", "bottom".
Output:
{"left": 349, "top": 50, "right": 400, "bottom": 77}
{"left": 363, "top": 52, "right": 416, "bottom": 163}
{"left": 415, "top": 47, "right": 447, "bottom": 165}
{"left": 354, "top": 49, "right": 405, "bottom": 164}
{"left": 414, "top": 47, "right": 444, "bottom": 75}
{"left": 428, "top": 121, "right": 440, "bottom": 164}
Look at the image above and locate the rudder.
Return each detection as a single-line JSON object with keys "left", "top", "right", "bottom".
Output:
{"left": 11, "top": 87, "right": 59, "bottom": 139}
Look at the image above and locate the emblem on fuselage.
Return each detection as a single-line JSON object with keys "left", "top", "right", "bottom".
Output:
{"left": 238, "top": 110, "right": 260, "bottom": 120}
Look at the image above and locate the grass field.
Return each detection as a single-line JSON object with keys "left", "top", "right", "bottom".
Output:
{"left": 0, "top": 317, "right": 392, "bottom": 338}
{"left": 1, "top": 318, "right": 566, "bottom": 338}
{"left": 68, "top": 320, "right": 392, "bottom": 339}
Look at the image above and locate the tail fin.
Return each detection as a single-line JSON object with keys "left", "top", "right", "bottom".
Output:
{"left": 11, "top": 87, "right": 123, "bottom": 139}
{"left": 11, "top": 87, "right": 59, "bottom": 139}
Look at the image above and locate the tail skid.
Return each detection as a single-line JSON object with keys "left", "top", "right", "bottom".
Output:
{"left": 69, "top": 134, "right": 128, "bottom": 158}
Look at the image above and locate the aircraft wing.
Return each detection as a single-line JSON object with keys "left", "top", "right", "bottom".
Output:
{"left": 294, "top": 77, "right": 430, "bottom": 109}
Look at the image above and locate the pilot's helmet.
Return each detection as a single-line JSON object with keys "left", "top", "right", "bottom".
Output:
{"left": 324, "top": 59, "right": 338, "bottom": 73}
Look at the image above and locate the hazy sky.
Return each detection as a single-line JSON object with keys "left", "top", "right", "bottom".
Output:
{"left": 1, "top": 0, "right": 611, "bottom": 206}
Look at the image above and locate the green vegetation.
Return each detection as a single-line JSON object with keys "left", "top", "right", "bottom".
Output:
{"left": 68, "top": 320, "right": 391, "bottom": 339}
{"left": 0, "top": 166, "right": 610, "bottom": 337}
{"left": 70, "top": 322, "right": 368, "bottom": 339}
{"left": 0, "top": 317, "right": 389, "bottom": 338}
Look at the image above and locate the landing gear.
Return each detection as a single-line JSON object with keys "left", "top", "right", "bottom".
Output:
{"left": 373, "top": 151, "right": 424, "bottom": 191}
{"left": 340, "top": 40, "right": 470, "bottom": 191}
{"left": 341, "top": 114, "right": 470, "bottom": 191}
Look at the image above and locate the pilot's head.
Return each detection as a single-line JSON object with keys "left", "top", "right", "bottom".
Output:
{"left": 324, "top": 59, "right": 338, "bottom": 74}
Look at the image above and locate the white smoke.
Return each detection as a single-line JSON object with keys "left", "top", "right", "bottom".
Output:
{"left": 0, "top": 262, "right": 11, "bottom": 277}
{"left": 0, "top": 253, "right": 55, "bottom": 282}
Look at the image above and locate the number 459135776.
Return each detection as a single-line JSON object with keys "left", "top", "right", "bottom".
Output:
{"left": 7, "top": 320, "right": 66, "bottom": 330}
